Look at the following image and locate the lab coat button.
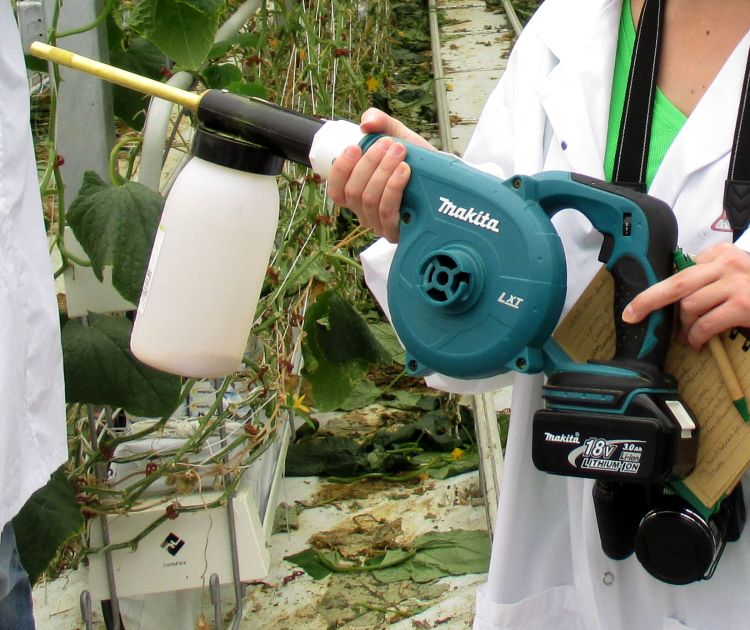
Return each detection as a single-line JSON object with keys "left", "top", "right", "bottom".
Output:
{"left": 602, "top": 571, "right": 614, "bottom": 585}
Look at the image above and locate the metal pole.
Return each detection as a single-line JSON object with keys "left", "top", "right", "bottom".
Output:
{"left": 86, "top": 405, "right": 121, "bottom": 630}
{"left": 501, "top": 0, "right": 524, "bottom": 37}
{"left": 216, "top": 386, "right": 246, "bottom": 630}
{"left": 427, "top": 0, "right": 453, "bottom": 154}
{"left": 472, "top": 393, "right": 506, "bottom": 539}
{"left": 43, "top": 0, "right": 114, "bottom": 201}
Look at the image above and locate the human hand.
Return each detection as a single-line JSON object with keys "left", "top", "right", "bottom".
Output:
{"left": 622, "top": 243, "right": 750, "bottom": 349}
{"left": 326, "top": 108, "right": 435, "bottom": 243}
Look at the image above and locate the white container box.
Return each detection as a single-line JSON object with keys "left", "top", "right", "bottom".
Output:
{"left": 88, "top": 420, "right": 289, "bottom": 600}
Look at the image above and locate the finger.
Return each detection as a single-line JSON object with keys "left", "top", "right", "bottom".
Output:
{"left": 675, "top": 280, "right": 726, "bottom": 345}
{"left": 622, "top": 263, "right": 719, "bottom": 324}
{"left": 342, "top": 137, "right": 394, "bottom": 228}
{"left": 683, "top": 280, "right": 750, "bottom": 346}
{"left": 360, "top": 109, "right": 435, "bottom": 150}
{"left": 692, "top": 241, "right": 734, "bottom": 265}
{"left": 379, "top": 162, "right": 411, "bottom": 243}
{"left": 360, "top": 141, "right": 406, "bottom": 220}
{"left": 327, "top": 144, "right": 362, "bottom": 207}
{"left": 684, "top": 299, "right": 740, "bottom": 349}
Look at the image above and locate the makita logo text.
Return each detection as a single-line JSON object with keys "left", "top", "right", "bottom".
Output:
{"left": 437, "top": 197, "right": 500, "bottom": 233}
{"left": 545, "top": 432, "right": 580, "bottom": 445}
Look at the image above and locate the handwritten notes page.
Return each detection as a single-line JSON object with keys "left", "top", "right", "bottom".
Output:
{"left": 553, "top": 268, "right": 750, "bottom": 510}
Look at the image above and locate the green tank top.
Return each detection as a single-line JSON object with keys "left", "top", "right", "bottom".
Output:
{"left": 603, "top": 0, "right": 687, "bottom": 188}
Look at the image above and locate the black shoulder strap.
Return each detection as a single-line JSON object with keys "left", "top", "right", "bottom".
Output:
{"left": 613, "top": 0, "right": 750, "bottom": 242}
{"left": 612, "top": 0, "right": 665, "bottom": 193}
{"left": 725, "top": 45, "right": 750, "bottom": 241}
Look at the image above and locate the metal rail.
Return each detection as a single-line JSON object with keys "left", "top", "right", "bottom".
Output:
{"left": 501, "top": 0, "right": 524, "bottom": 37}
{"left": 427, "top": 0, "right": 454, "bottom": 154}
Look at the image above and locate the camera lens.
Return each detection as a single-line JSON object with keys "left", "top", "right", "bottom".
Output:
{"left": 634, "top": 507, "right": 719, "bottom": 585}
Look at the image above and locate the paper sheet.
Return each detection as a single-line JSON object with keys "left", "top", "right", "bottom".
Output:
{"left": 553, "top": 268, "right": 750, "bottom": 509}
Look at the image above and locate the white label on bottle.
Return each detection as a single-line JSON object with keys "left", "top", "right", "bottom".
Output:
{"left": 138, "top": 224, "right": 165, "bottom": 315}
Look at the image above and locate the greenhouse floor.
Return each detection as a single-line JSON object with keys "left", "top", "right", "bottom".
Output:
{"left": 31, "top": 410, "right": 491, "bottom": 629}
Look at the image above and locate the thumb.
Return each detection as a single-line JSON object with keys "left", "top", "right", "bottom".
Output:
{"left": 359, "top": 109, "right": 434, "bottom": 150}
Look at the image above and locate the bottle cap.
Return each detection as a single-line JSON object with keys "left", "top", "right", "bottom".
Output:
{"left": 309, "top": 119, "right": 365, "bottom": 179}
{"left": 191, "top": 126, "right": 285, "bottom": 175}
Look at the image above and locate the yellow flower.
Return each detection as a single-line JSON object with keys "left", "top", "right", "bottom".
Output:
{"left": 365, "top": 77, "right": 380, "bottom": 93}
{"left": 451, "top": 448, "right": 464, "bottom": 460}
{"left": 269, "top": 38, "right": 280, "bottom": 50}
{"left": 293, "top": 394, "right": 310, "bottom": 414}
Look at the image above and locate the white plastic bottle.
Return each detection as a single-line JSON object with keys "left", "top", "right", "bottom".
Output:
{"left": 130, "top": 127, "right": 284, "bottom": 377}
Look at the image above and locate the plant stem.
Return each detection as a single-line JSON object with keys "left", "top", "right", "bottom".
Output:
{"left": 55, "top": 0, "right": 114, "bottom": 39}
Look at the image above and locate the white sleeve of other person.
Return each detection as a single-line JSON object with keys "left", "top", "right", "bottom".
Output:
{"left": 0, "top": 2, "right": 67, "bottom": 527}
{"left": 361, "top": 0, "right": 750, "bottom": 629}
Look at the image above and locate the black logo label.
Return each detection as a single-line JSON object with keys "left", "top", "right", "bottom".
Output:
{"left": 161, "top": 532, "right": 185, "bottom": 556}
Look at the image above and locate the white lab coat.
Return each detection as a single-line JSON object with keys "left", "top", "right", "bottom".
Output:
{"left": 1, "top": 2, "right": 67, "bottom": 527}
{"left": 361, "top": 0, "right": 750, "bottom": 628}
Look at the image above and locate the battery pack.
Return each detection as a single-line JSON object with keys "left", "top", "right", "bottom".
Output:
{"left": 532, "top": 391, "right": 698, "bottom": 483}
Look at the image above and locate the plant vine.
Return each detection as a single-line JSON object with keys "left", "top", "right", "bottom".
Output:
{"left": 24, "top": 0, "right": 441, "bottom": 586}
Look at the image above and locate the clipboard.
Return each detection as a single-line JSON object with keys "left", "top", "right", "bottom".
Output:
{"left": 553, "top": 267, "right": 750, "bottom": 512}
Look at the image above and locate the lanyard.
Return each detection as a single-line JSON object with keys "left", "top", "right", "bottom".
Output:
{"left": 612, "top": 0, "right": 750, "bottom": 241}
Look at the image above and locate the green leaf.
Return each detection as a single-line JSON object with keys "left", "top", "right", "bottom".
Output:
{"left": 67, "top": 171, "right": 164, "bottom": 304}
{"left": 414, "top": 449, "right": 479, "bottom": 479}
{"left": 108, "top": 18, "right": 166, "bottom": 130}
{"left": 285, "top": 437, "right": 368, "bottom": 477}
{"left": 373, "top": 411, "right": 463, "bottom": 452}
{"left": 13, "top": 468, "right": 83, "bottom": 585}
{"left": 282, "top": 253, "right": 333, "bottom": 294}
{"left": 285, "top": 530, "right": 490, "bottom": 583}
{"left": 302, "top": 291, "right": 391, "bottom": 411}
{"left": 338, "top": 379, "right": 383, "bottom": 411}
{"left": 204, "top": 63, "right": 242, "bottom": 89}
{"left": 129, "top": 0, "right": 224, "bottom": 69}
{"left": 62, "top": 314, "right": 181, "bottom": 417}
{"left": 208, "top": 32, "right": 260, "bottom": 59}
{"left": 379, "top": 390, "right": 441, "bottom": 411}
{"left": 226, "top": 80, "right": 268, "bottom": 99}
{"left": 283, "top": 548, "right": 342, "bottom": 580}
{"left": 24, "top": 54, "right": 47, "bottom": 74}
{"left": 372, "top": 530, "right": 490, "bottom": 584}
{"left": 368, "top": 321, "right": 405, "bottom": 365}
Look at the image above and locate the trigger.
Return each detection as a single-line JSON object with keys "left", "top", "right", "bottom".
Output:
{"left": 598, "top": 233, "right": 615, "bottom": 264}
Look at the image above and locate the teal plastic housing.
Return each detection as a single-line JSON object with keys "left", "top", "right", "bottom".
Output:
{"left": 359, "top": 135, "right": 678, "bottom": 380}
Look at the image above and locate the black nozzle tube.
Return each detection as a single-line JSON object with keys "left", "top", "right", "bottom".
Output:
{"left": 196, "top": 90, "right": 325, "bottom": 168}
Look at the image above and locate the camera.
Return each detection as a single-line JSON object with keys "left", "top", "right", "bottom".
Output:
{"left": 592, "top": 480, "right": 746, "bottom": 584}
{"left": 531, "top": 360, "right": 747, "bottom": 583}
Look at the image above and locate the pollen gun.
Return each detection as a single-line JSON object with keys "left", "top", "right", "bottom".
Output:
{"left": 30, "top": 41, "right": 697, "bottom": 490}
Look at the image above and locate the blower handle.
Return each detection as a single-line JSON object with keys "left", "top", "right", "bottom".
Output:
{"left": 534, "top": 172, "right": 677, "bottom": 368}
